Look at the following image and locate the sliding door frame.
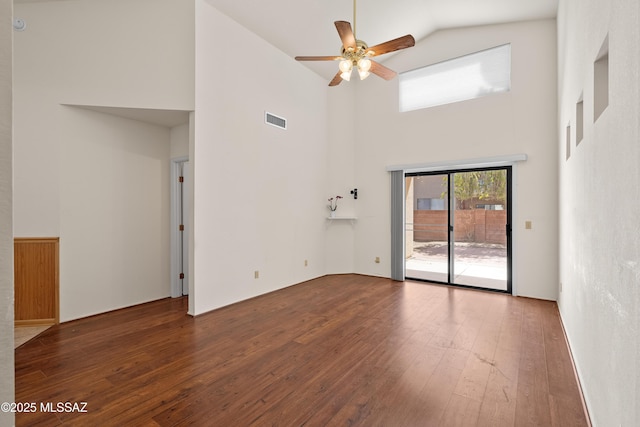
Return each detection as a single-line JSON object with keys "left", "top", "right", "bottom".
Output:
{"left": 389, "top": 154, "right": 526, "bottom": 296}
{"left": 404, "top": 166, "right": 513, "bottom": 294}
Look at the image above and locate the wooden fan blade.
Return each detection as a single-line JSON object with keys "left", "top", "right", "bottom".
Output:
{"left": 295, "top": 56, "right": 342, "bottom": 61}
{"left": 329, "top": 71, "right": 343, "bottom": 87}
{"left": 370, "top": 60, "right": 397, "bottom": 81}
{"left": 366, "top": 34, "right": 415, "bottom": 57}
{"left": 335, "top": 21, "right": 356, "bottom": 51}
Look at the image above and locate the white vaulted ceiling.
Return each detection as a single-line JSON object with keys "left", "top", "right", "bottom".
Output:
{"left": 205, "top": 0, "right": 558, "bottom": 81}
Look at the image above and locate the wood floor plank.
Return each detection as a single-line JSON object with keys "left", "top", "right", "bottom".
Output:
{"left": 476, "top": 346, "right": 520, "bottom": 427}
{"left": 476, "top": 297, "right": 524, "bottom": 426}
{"left": 15, "top": 275, "right": 589, "bottom": 426}
{"left": 441, "top": 393, "right": 483, "bottom": 426}
{"left": 314, "top": 319, "right": 440, "bottom": 425}
{"left": 359, "top": 343, "right": 446, "bottom": 426}
{"left": 515, "top": 299, "right": 554, "bottom": 427}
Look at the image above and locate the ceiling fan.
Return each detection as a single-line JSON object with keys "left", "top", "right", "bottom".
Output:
{"left": 295, "top": 0, "right": 415, "bottom": 86}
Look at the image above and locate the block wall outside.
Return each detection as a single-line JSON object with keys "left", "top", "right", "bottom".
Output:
{"left": 413, "top": 210, "right": 506, "bottom": 245}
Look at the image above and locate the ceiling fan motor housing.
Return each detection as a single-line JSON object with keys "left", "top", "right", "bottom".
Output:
{"left": 342, "top": 40, "right": 370, "bottom": 64}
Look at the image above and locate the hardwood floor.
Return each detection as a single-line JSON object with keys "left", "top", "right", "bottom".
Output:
{"left": 15, "top": 275, "right": 589, "bottom": 426}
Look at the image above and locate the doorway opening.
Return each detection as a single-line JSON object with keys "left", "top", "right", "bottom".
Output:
{"left": 405, "top": 167, "right": 512, "bottom": 293}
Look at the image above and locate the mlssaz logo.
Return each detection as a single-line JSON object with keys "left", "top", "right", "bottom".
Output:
{"left": 40, "top": 402, "right": 88, "bottom": 413}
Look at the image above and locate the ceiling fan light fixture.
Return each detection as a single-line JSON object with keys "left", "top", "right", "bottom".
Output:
{"left": 357, "top": 58, "right": 372, "bottom": 80}
{"left": 357, "top": 58, "right": 371, "bottom": 72}
{"left": 339, "top": 59, "right": 353, "bottom": 73}
{"left": 358, "top": 69, "right": 370, "bottom": 80}
{"left": 339, "top": 59, "right": 354, "bottom": 81}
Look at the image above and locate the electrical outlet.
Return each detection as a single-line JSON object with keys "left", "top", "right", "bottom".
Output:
{"left": 254, "top": 270, "right": 259, "bottom": 279}
{"left": 559, "top": 282, "right": 563, "bottom": 292}
{"left": 375, "top": 256, "right": 380, "bottom": 264}
{"left": 304, "top": 259, "right": 308, "bottom": 267}
{"left": 525, "top": 221, "right": 532, "bottom": 230}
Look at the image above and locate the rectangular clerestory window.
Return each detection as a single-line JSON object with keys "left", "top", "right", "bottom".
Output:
{"left": 399, "top": 44, "right": 511, "bottom": 112}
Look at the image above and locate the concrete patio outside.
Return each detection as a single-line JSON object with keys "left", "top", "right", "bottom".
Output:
{"left": 406, "top": 241, "right": 508, "bottom": 291}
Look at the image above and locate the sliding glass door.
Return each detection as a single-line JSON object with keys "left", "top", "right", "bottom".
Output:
{"left": 405, "top": 174, "right": 449, "bottom": 283}
{"left": 405, "top": 167, "right": 511, "bottom": 293}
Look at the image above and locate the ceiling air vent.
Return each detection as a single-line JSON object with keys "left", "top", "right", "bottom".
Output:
{"left": 265, "top": 112, "right": 287, "bottom": 130}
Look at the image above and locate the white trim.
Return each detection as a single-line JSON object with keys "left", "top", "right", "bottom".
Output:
{"left": 170, "top": 156, "right": 188, "bottom": 298}
{"left": 386, "top": 154, "right": 527, "bottom": 173}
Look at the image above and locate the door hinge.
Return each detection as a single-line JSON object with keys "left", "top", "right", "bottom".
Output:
{"left": 179, "top": 176, "right": 184, "bottom": 183}
{"left": 179, "top": 273, "right": 185, "bottom": 280}
{"left": 179, "top": 224, "right": 184, "bottom": 231}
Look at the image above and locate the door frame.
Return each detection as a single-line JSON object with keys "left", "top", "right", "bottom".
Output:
{"left": 406, "top": 166, "right": 512, "bottom": 293}
{"left": 170, "top": 156, "right": 188, "bottom": 298}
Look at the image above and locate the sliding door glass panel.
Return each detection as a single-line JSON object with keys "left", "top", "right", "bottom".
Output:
{"left": 451, "top": 170, "right": 508, "bottom": 290}
{"left": 405, "top": 174, "right": 449, "bottom": 282}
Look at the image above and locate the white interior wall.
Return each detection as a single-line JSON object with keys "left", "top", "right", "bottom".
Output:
{"left": 59, "top": 108, "right": 172, "bottom": 321}
{"left": 193, "top": 0, "right": 330, "bottom": 315}
{"left": 13, "top": 0, "right": 195, "bottom": 321}
{"left": 14, "top": 0, "right": 194, "bottom": 110}
{"left": 557, "top": 0, "right": 640, "bottom": 425}
{"left": 325, "top": 85, "right": 357, "bottom": 273}
{"left": 171, "top": 123, "right": 190, "bottom": 158}
{"left": 0, "top": 0, "right": 15, "bottom": 423}
{"left": 351, "top": 19, "right": 559, "bottom": 300}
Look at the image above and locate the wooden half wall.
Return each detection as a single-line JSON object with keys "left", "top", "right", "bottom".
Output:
{"left": 14, "top": 238, "right": 59, "bottom": 326}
